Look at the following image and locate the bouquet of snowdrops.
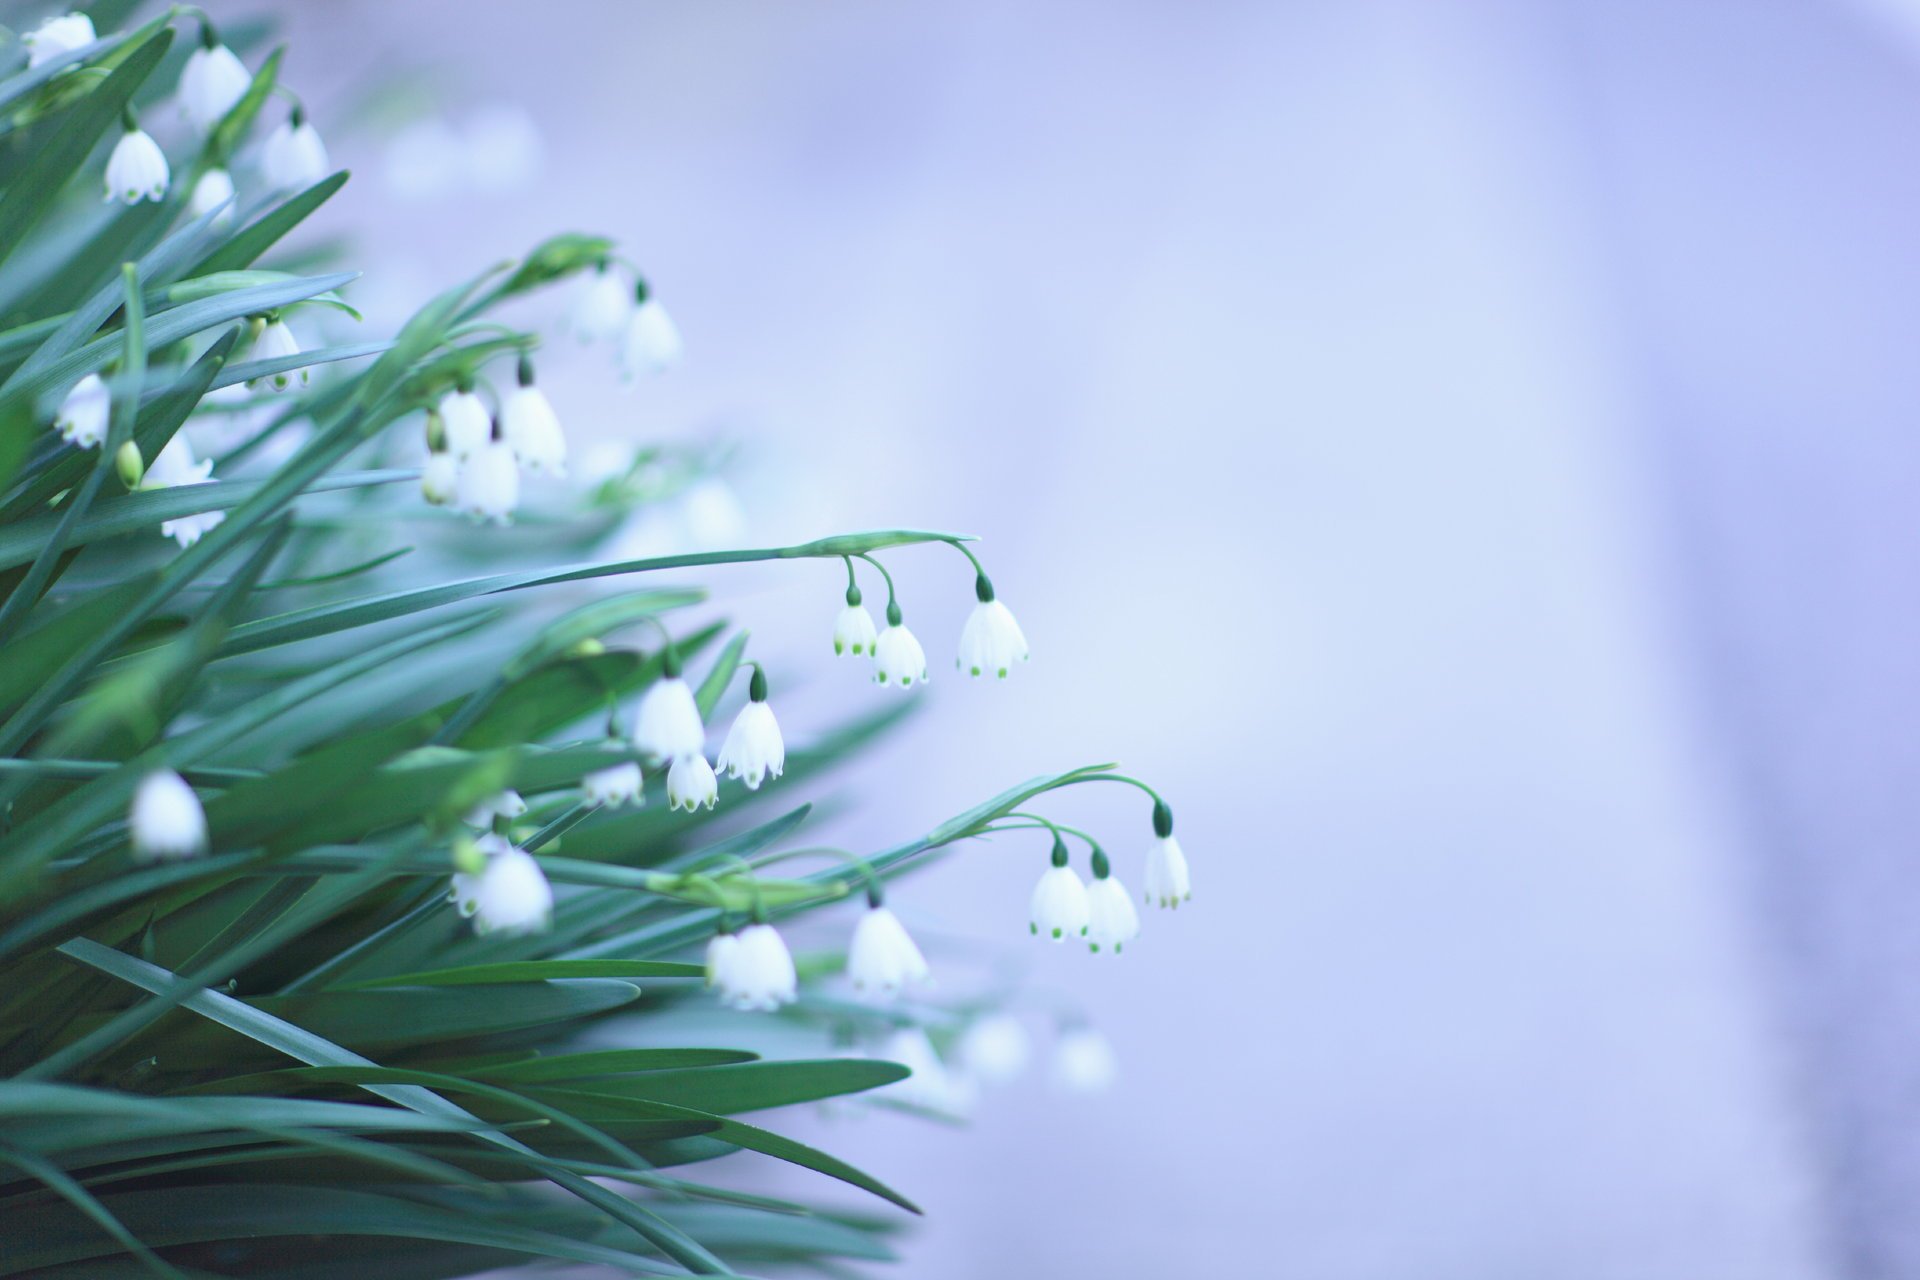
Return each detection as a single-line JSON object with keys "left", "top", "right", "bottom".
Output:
{"left": 0, "top": 7, "right": 1193, "bottom": 1276}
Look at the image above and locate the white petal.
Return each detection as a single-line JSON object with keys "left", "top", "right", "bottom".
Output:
{"left": 456, "top": 441, "right": 519, "bottom": 523}
{"left": 1028, "top": 865, "right": 1090, "bottom": 941}
{"left": 437, "top": 391, "right": 492, "bottom": 459}
{"left": 130, "top": 770, "right": 207, "bottom": 861}
{"left": 633, "top": 677, "right": 704, "bottom": 762}
{"left": 833, "top": 604, "right": 878, "bottom": 657}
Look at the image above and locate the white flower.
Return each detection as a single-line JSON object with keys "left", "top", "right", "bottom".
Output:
{"left": 437, "top": 389, "right": 491, "bottom": 459}
{"left": 501, "top": 383, "right": 565, "bottom": 477}
{"left": 620, "top": 297, "right": 683, "bottom": 379}
{"left": 704, "top": 930, "right": 740, "bottom": 989}
{"left": 23, "top": 13, "right": 94, "bottom": 68}
{"left": 250, "top": 319, "right": 307, "bottom": 391}
{"left": 129, "top": 769, "right": 207, "bottom": 861}
{"left": 872, "top": 621, "right": 928, "bottom": 688}
{"left": 1051, "top": 1027, "right": 1118, "bottom": 1094}
{"left": 717, "top": 922, "right": 796, "bottom": 1012}
{"left": 633, "top": 676, "right": 704, "bottom": 762}
{"left": 666, "top": 753, "right": 718, "bottom": 813}
{"left": 104, "top": 127, "right": 168, "bottom": 205}
{"left": 1085, "top": 870, "right": 1141, "bottom": 954}
{"left": 161, "top": 507, "right": 225, "bottom": 549}
{"left": 456, "top": 440, "right": 519, "bottom": 523}
{"left": 420, "top": 452, "right": 459, "bottom": 506}
{"left": 261, "top": 113, "right": 328, "bottom": 190}
{"left": 1029, "top": 863, "right": 1089, "bottom": 942}
{"left": 188, "top": 168, "right": 236, "bottom": 225}
{"left": 957, "top": 1014, "right": 1030, "bottom": 1085}
{"left": 467, "top": 840, "right": 553, "bottom": 936}
{"left": 569, "top": 267, "right": 631, "bottom": 343}
{"left": 582, "top": 760, "right": 643, "bottom": 808}
{"left": 53, "top": 374, "right": 109, "bottom": 448}
{"left": 957, "top": 596, "right": 1029, "bottom": 679}
{"left": 715, "top": 700, "right": 784, "bottom": 791}
{"left": 833, "top": 603, "right": 877, "bottom": 657}
{"left": 1143, "top": 835, "right": 1191, "bottom": 909}
{"left": 846, "top": 904, "right": 931, "bottom": 998}
{"left": 180, "top": 40, "right": 250, "bottom": 133}
{"left": 879, "top": 1027, "right": 961, "bottom": 1111}
{"left": 143, "top": 435, "right": 224, "bottom": 549}
{"left": 463, "top": 790, "right": 527, "bottom": 830}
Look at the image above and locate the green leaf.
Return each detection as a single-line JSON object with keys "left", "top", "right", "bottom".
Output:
{"left": 472, "top": 1049, "right": 760, "bottom": 1083}
{"left": 538, "top": 1059, "right": 910, "bottom": 1116}
{"left": 186, "top": 171, "right": 349, "bottom": 278}
{"left": 343, "top": 960, "right": 705, "bottom": 989}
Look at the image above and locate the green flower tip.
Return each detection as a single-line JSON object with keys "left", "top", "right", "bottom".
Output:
{"left": 1152, "top": 799, "right": 1173, "bottom": 839}
{"left": 845, "top": 583, "right": 862, "bottom": 607}
{"left": 1090, "top": 848, "right": 1110, "bottom": 880}
{"left": 885, "top": 600, "right": 903, "bottom": 627}
{"left": 748, "top": 665, "right": 768, "bottom": 703}
{"left": 516, "top": 352, "right": 535, "bottom": 386}
{"left": 975, "top": 572, "right": 994, "bottom": 603}
{"left": 1049, "top": 836, "right": 1068, "bottom": 869}
{"left": 660, "top": 645, "right": 681, "bottom": 678}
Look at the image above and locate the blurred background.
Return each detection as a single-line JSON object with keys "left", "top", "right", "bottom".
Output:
{"left": 199, "top": 0, "right": 1920, "bottom": 1274}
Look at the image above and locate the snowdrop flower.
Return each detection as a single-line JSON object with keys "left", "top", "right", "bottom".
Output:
{"left": 714, "top": 666, "right": 784, "bottom": 789}
{"left": 179, "top": 31, "right": 250, "bottom": 133}
{"left": 104, "top": 118, "right": 168, "bottom": 205}
{"left": 463, "top": 789, "right": 527, "bottom": 830}
{"left": 129, "top": 769, "right": 207, "bottom": 861}
{"left": 569, "top": 264, "right": 631, "bottom": 343}
{"left": 23, "top": 13, "right": 94, "bottom": 68}
{"left": 53, "top": 374, "right": 109, "bottom": 448}
{"left": 1142, "top": 801, "right": 1191, "bottom": 909}
{"left": 704, "top": 927, "right": 740, "bottom": 989}
{"left": 958, "top": 1014, "right": 1031, "bottom": 1085}
{"left": 161, "top": 506, "right": 226, "bottom": 549}
{"left": 846, "top": 896, "right": 931, "bottom": 998}
{"left": 188, "top": 168, "right": 236, "bottom": 225}
{"left": 880, "top": 1027, "right": 960, "bottom": 1111}
{"left": 620, "top": 287, "right": 683, "bottom": 379}
{"left": 466, "top": 837, "right": 553, "bottom": 936}
{"left": 717, "top": 921, "right": 796, "bottom": 1012}
{"left": 250, "top": 317, "right": 307, "bottom": 391}
{"left": 872, "top": 607, "right": 928, "bottom": 689}
{"left": 261, "top": 106, "right": 328, "bottom": 190}
{"left": 420, "top": 451, "right": 459, "bottom": 506}
{"left": 142, "top": 435, "right": 224, "bottom": 549}
{"left": 666, "top": 753, "right": 718, "bottom": 813}
{"left": 1051, "top": 1027, "right": 1119, "bottom": 1094}
{"left": 1084, "top": 850, "right": 1141, "bottom": 954}
{"left": 436, "top": 386, "right": 491, "bottom": 459}
{"left": 833, "top": 593, "right": 877, "bottom": 658}
{"left": 633, "top": 666, "right": 704, "bottom": 762}
{"left": 457, "top": 439, "right": 520, "bottom": 523}
{"left": 957, "top": 576, "right": 1030, "bottom": 679}
{"left": 582, "top": 760, "right": 644, "bottom": 809}
{"left": 1028, "top": 840, "right": 1089, "bottom": 942}
{"left": 501, "top": 356, "right": 565, "bottom": 476}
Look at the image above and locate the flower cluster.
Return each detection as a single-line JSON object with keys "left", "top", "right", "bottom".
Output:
{"left": 832, "top": 558, "right": 1029, "bottom": 689}
{"left": 1029, "top": 800, "right": 1190, "bottom": 954}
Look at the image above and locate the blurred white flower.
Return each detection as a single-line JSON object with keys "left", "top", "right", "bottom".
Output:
{"left": 262, "top": 110, "right": 328, "bottom": 190}
{"left": 633, "top": 676, "right": 704, "bottom": 762}
{"left": 957, "top": 1014, "right": 1030, "bottom": 1085}
{"left": 1143, "top": 834, "right": 1191, "bottom": 909}
{"left": 180, "top": 38, "right": 250, "bottom": 133}
{"left": 188, "top": 168, "right": 236, "bottom": 225}
{"left": 53, "top": 374, "right": 109, "bottom": 448}
{"left": 717, "top": 922, "right": 796, "bottom": 1012}
{"left": 1085, "top": 865, "right": 1141, "bottom": 954}
{"left": 620, "top": 296, "right": 683, "bottom": 378}
{"left": 880, "top": 1027, "right": 966, "bottom": 1112}
{"left": 130, "top": 769, "right": 207, "bottom": 861}
{"left": 467, "top": 839, "right": 553, "bottom": 936}
{"left": 715, "top": 693, "right": 784, "bottom": 791}
{"left": 250, "top": 319, "right": 307, "bottom": 392}
{"left": 437, "top": 389, "right": 491, "bottom": 459}
{"left": 569, "top": 266, "right": 631, "bottom": 343}
{"left": 457, "top": 440, "right": 520, "bottom": 524}
{"left": 833, "top": 602, "right": 877, "bottom": 657}
{"left": 704, "top": 929, "right": 740, "bottom": 989}
{"left": 872, "top": 620, "right": 928, "bottom": 688}
{"left": 957, "top": 595, "right": 1029, "bottom": 679}
{"left": 1051, "top": 1027, "right": 1118, "bottom": 1094}
{"left": 143, "top": 435, "right": 225, "bottom": 548}
{"left": 1029, "top": 862, "right": 1089, "bottom": 943}
{"left": 23, "top": 13, "right": 94, "bottom": 68}
{"left": 104, "top": 126, "right": 168, "bottom": 204}
{"left": 463, "top": 789, "right": 527, "bottom": 830}
{"left": 846, "top": 904, "right": 931, "bottom": 998}
{"left": 420, "top": 451, "right": 459, "bottom": 506}
{"left": 582, "top": 760, "right": 644, "bottom": 808}
{"left": 501, "top": 366, "right": 565, "bottom": 476}
{"left": 666, "top": 753, "right": 718, "bottom": 813}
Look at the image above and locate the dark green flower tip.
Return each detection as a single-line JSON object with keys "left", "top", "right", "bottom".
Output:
{"left": 1152, "top": 799, "right": 1173, "bottom": 838}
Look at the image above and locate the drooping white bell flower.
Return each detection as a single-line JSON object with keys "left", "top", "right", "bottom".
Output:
{"left": 142, "top": 434, "right": 225, "bottom": 549}
{"left": 463, "top": 789, "right": 527, "bottom": 830}
{"left": 715, "top": 668, "right": 784, "bottom": 789}
{"left": 872, "top": 611, "right": 928, "bottom": 689}
{"left": 456, "top": 440, "right": 519, "bottom": 524}
{"left": 957, "top": 1014, "right": 1031, "bottom": 1085}
{"left": 717, "top": 922, "right": 796, "bottom": 1012}
{"left": 666, "top": 753, "right": 718, "bottom": 813}
{"left": 1028, "top": 847, "right": 1089, "bottom": 943}
{"left": 467, "top": 839, "right": 553, "bottom": 936}
{"left": 437, "top": 388, "right": 491, "bottom": 458}
{"left": 833, "top": 600, "right": 877, "bottom": 658}
{"left": 129, "top": 769, "right": 207, "bottom": 861}
{"left": 261, "top": 108, "right": 328, "bottom": 190}
{"left": 54, "top": 374, "right": 109, "bottom": 448}
{"left": 179, "top": 36, "right": 250, "bottom": 133}
{"left": 582, "top": 760, "right": 643, "bottom": 808}
{"left": 500, "top": 357, "right": 565, "bottom": 476}
{"left": 879, "top": 1027, "right": 961, "bottom": 1112}
{"left": 1142, "top": 801, "right": 1190, "bottom": 908}
{"left": 633, "top": 673, "right": 704, "bottom": 762}
{"left": 704, "top": 928, "right": 740, "bottom": 989}
{"left": 104, "top": 123, "right": 169, "bottom": 205}
{"left": 1050, "top": 1027, "right": 1119, "bottom": 1094}
{"left": 620, "top": 292, "right": 683, "bottom": 380}
{"left": 846, "top": 900, "right": 931, "bottom": 998}
{"left": 23, "top": 13, "right": 94, "bottom": 68}
{"left": 250, "top": 318, "right": 308, "bottom": 392}
{"left": 188, "top": 168, "right": 236, "bottom": 225}
{"left": 1084, "top": 854, "right": 1141, "bottom": 955}
{"left": 568, "top": 265, "right": 631, "bottom": 343}
{"left": 420, "top": 451, "right": 459, "bottom": 506}
{"left": 956, "top": 579, "right": 1030, "bottom": 679}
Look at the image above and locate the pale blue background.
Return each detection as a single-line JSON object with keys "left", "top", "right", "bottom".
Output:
{"left": 232, "top": 1, "right": 1920, "bottom": 1274}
